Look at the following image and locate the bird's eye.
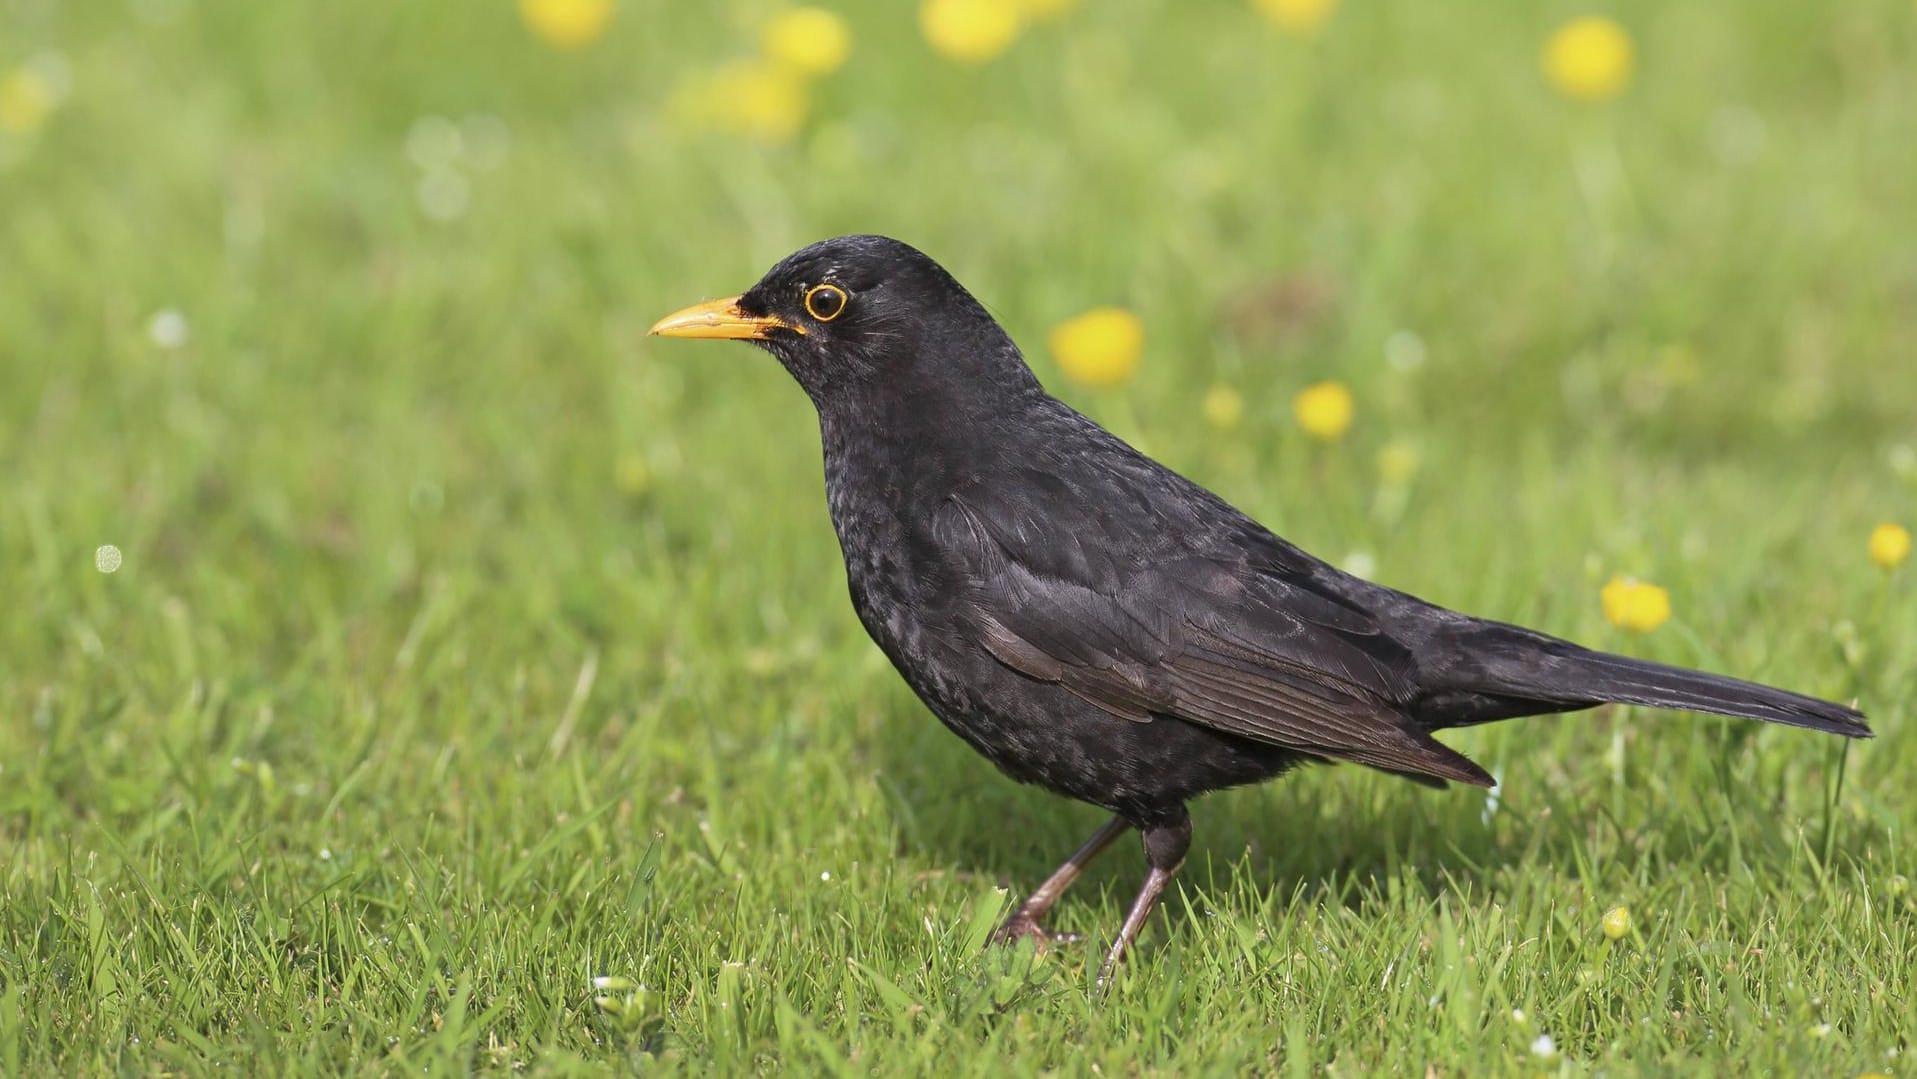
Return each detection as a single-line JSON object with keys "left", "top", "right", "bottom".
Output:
{"left": 804, "top": 283, "right": 849, "bottom": 322}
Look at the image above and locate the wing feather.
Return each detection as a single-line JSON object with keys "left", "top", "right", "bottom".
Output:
{"left": 936, "top": 490, "right": 1492, "bottom": 787}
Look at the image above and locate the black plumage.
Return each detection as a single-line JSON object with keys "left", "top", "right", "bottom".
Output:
{"left": 650, "top": 235, "right": 1870, "bottom": 979}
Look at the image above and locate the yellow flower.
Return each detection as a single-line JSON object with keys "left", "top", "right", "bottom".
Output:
{"left": 1542, "top": 16, "right": 1634, "bottom": 103}
{"left": 1253, "top": 0, "right": 1340, "bottom": 37}
{"left": 1202, "top": 384, "right": 1244, "bottom": 430}
{"left": 0, "top": 68, "right": 56, "bottom": 135}
{"left": 1048, "top": 307, "right": 1143, "bottom": 389}
{"left": 1869, "top": 522, "right": 1911, "bottom": 571}
{"left": 763, "top": 7, "right": 852, "bottom": 78}
{"left": 1658, "top": 343, "right": 1702, "bottom": 387}
{"left": 1376, "top": 442, "right": 1420, "bottom": 486}
{"left": 1601, "top": 906, "right": 1632, "bottom": 940}
{"left": 689, "top": 60, "right": 810, "bottom": 143}
{"left": 1292, "top": 381, "right": 1354, "bottom": 442}
{"left": 519, "top": 0, "right": 615, "bottom": 49}
{"left": 921, "top": 0, "right": 1023, "bottom": 64}
{"left": 615, "top": 452, "right": 653, "bottom": 496}
{"left": 1600, "top": 576, "right": 1670, "bottom": 634}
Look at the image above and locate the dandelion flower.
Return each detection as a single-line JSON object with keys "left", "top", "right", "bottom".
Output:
{"left": 1529, "top": 1033, "right": 1557, "bottom": 1058}
{"left": 763, "top": 7, "right": 852, "bottom": 78}
{"left": 0, "top": 67, "right": 56, "bottom": 135}
{"left": 1292, "top": 380, "right": 1354, "bottom": 442}
{"left": 689, "top": 60, "right": 811, "bottom": 143}
{"left": 1048, "top": 307, "right": 1143, "bottom": 389}
{"left": 1659, "top": 343, "right": 1703, "bottom": 387}
{"left": 615, "top": 452, "right": 653, "bottom": 496}
{"left": 1253, "top": 0, "right": 1340, "bottom": 37}
{"left": 1376, "top": 442, "right": 1420, "bottom": 485}
{"left": 1542, "top": 16, "right": 1634, "bottom": 103}
{"left": 1868, "top": 523, "right": 1909, "bottom": 571}
{"left": 1600, "top": 576, "right": 1670, "bottom": 634}
{"left": 518, "top": 0, "right": 615, "bottom": 49}
{"left": 921, "top": 0, "right": 1023, "bottom": 64}
{"left": 1601, "top": 905, "right": 1632, "bottom": 940}
{"left": 1202, "top": 384, "right": 1244, "bottom": 430}
{"left": 95, "top": 545, "right": 123, "bottom": 574}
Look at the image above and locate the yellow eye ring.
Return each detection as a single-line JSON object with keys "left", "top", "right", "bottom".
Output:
{"left": 804, "top": 283, "right": 849, "bottom": 322}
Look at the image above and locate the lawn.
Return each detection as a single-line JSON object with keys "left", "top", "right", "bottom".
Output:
{"left": 2, "top": 0, "right": 1914, "bottom": 1074}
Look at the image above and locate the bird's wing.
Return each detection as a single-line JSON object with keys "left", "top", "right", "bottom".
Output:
{"left": 931, "top": 484, "right": 1492, "bottom": 787}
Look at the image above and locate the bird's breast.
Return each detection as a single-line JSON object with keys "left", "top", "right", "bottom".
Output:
{"left": 818, "top": 434, "right": 975, "bottom": 676}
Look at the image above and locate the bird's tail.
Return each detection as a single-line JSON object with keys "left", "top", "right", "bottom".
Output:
{"left": 1417, "top": 620, "right": 1871, "bottom": 738}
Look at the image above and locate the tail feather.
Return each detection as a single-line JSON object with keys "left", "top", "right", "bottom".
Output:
{"left": 1553, "top": 650, "right": 1870, "bottom": 736}
{"left": 1419, "top": 621, "right": 1871, "bottom": 738}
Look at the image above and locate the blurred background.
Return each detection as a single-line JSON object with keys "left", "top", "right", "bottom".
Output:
{"left": 2, "top": 0, "right": 1914, "bottom": 1069}
{"left": 5, "top": 0, "right": 1912, "bottom": 727}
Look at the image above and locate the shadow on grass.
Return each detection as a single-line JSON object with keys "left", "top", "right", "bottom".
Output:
{"left": 864, "top": 697, "right": 1882, "bottom": 926}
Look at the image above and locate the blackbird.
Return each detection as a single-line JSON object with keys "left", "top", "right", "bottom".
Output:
{"left": 650, "top": 235, "right": 1870, "bottom": 980}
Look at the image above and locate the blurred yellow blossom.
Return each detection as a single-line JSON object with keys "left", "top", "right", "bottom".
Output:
{"left": 1869, "top": 522, "right": 1910, "bottom": 571}
{"left": 0, "top": 68, "right": 56, "bottom": 135}
{"left": 1253, "top": 0, "right": 1340, "bottom": 37}
{"left": 519, "top": 0, "right": 615, "bottom": 49}
{"left": 1049, "top": 307, "right": 1143, "bottom": 389}
{"left": 1601, "top": 906, "right": 1633, "bottom": 940}
{"left": 1292, "top": 380, "right": 1353, "bottom": 442}
{"left": 1658, "top": 343, "right": 1702, "bottom": 387}
{"left": 1601, "top": 576, "right": 1670, "bottom": 634}
{"left": 1542, "top": 16, "right": 1634, "bottom": 102}
{"left": 763, "top": 7, "right": 852, "bottom": 78}
{"left": 615, "top": 452, "right": 653, "bottom": 496}
{"left": 1376, "top": 442, "right": 1420, "bottom": 485}
{"left": 921, "top": 0, "right": 1023, "bottom": 64}
{"left": 1202, "top": 384, "right": 1244, "bottom": 430}
{"left": 686, "top": 60, "right": 810, "bottom": 143}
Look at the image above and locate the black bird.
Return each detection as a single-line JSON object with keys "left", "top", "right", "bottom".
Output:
{"left": 649, "top": 235, "right": 1870, "bottom": 980}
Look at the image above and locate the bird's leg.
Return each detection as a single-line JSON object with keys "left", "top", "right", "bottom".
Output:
{"left": 1097, "top": 808, "right": 1192, "bottom": 986}
{"left": 991, "top": 815, "right": 1130, "bottom": 948}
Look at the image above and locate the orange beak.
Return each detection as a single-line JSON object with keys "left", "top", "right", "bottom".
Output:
{"left": 647, "top": 295, "right": 805, "bottom": 340}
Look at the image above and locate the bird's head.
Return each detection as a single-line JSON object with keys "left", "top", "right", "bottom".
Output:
{"left": 649, "top": 235, "right": 1038, "bottom": 409}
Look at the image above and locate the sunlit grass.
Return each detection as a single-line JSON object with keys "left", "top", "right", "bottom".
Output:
{"left": 1, "top": 1, "right": 1913, "bottom": 1074}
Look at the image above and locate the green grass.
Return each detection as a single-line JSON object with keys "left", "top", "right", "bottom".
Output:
{"left": 3, "top": 0, "right": 1915, "bottom": 1073}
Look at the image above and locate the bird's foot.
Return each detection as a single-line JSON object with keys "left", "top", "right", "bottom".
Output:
{"left": 989, "top": 915, "right": 1082, "bottom": 950}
